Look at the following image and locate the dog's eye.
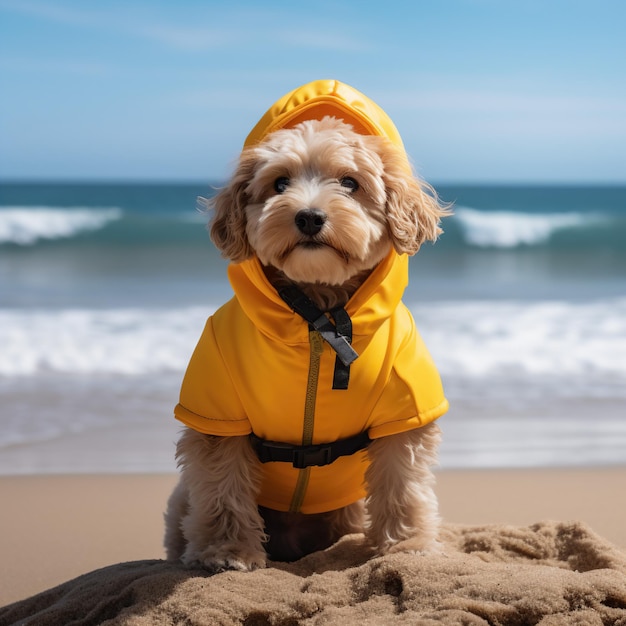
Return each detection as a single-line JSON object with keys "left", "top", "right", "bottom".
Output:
{"left": 274, "top": 177, "right": 290, "bottom": 194}
{"left": 340, "top": 177, "right": 359, "bottom": 193}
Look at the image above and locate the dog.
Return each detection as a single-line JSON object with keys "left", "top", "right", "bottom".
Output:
{"left": 164, "top": 106, "right": 449, "bottom": 572}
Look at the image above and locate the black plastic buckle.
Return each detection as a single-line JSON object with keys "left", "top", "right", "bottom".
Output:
{"left": 292, "top": 444, "right": 334, "bottom": 469}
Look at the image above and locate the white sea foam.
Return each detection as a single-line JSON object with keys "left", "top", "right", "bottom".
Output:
{"left": 0, "top": 307, "right": 212, "bottom": 376}
{"left": 411, "top": 298, "right": 626, "bottom": 387}
{"left": 0, "top": 206, "right": 122, "bottom": 245}
{"left": 1, "top": 300, "right": 625, "bottom": 473}
{"left": 1, "top": 300, "right": 625, "bottom": 389}
{"left": 454, "top": 207, "right": 596, "bottom": 248}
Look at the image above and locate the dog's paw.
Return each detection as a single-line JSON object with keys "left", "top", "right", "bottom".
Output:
{"left": 384, "top": 537, "right": 444, "bottom": 556}
{"left": 200, "top": 554, "right": 266, "bottom": 574}
{"left": 182, "top": 544, "right": 266, "bottom": 573}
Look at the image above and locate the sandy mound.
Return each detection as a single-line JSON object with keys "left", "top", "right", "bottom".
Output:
{"left": 2, "top": 521, "right": 626, "bottom": 625}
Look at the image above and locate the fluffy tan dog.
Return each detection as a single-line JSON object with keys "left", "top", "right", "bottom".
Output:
{"left": 164, "top": 112, "right": 449, "bottom": 571}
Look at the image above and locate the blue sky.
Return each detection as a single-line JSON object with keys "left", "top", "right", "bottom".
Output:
{"left": 1, "top": 0, "right": 625, "bottom": 183}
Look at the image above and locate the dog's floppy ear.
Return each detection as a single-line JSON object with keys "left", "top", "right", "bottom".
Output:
{"left": 379, "top": 141, "right": 450, "bottom": 256}
{"left": 208, "top": 150, "right": 257, "bottom": 262}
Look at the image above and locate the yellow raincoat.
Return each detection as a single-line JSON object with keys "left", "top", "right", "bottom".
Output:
{"left": 174, "top": 80, "right": 448, "bottom": 514}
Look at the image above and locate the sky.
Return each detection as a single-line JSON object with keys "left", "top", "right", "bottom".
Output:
{"left": 1, "top": 0, "right": 625, "bottom": 184}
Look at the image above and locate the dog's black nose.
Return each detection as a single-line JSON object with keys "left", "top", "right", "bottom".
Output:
{"left": 294, "top": 209, "right": 326, "bottom": 236}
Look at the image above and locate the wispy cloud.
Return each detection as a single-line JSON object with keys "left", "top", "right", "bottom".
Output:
{"left": 0, "top": 0, "right": 104, "bottom": 27}
{"left": 381, "top": 87, "right": 626, "bottom": 118}
{"left": 0, "top": 0, "right": 369, "bottom": 53}
{"left": 0, "top": 55, "right": 113, "bottom": 76}
{"left": 280, "top": 30, "right": 369, "bottom": 53}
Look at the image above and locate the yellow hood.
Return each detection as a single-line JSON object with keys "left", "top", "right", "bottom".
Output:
{"left": 244, "top": 79, "right": 406, "bottom": 152}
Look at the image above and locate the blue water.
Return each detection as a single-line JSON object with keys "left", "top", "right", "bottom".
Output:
{"left": 2, "top": 182, "right": 625, "bottom": 307}
{"left": 1, "top": 182, "right": 625, "bottom": 473}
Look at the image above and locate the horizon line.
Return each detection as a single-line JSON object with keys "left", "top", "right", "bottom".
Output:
{"left": 2, "top": 177, "right": 626, "bottom": 188}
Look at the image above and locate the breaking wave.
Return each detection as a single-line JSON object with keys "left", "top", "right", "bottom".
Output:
{"left": 454, "top": 207, "right": 605, "bottom": 248}
{"left": 0, "top": 206, "right": 122, "bottom": 245}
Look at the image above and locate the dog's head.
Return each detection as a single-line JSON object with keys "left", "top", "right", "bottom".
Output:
{"left": 209, "top": 117, "right": 447, "bottom": 286}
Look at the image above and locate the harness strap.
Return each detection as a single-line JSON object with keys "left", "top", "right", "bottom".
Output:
{"left": 278, "top": 286, "right": 358, "bottom": 390}
{"left": 329, "top": 307, "right": 352, "bottom": 389}
{"left": 250, "top": 431, "right": 371, "bottom": 469}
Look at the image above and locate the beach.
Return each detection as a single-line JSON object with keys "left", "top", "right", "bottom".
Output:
{"left": 1, "top": 468, "right": 625, "bottom": 623}
{"left": 1, "top": 182, "right": 626, "bottom": 622}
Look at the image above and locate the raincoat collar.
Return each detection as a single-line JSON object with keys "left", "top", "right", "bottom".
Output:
{"left": 227, "top": 249, "right": 408, "bottom": 345}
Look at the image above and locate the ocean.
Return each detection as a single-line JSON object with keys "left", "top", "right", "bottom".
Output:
{"left": 1, "top": 182, "right": 625, "bottom": 474}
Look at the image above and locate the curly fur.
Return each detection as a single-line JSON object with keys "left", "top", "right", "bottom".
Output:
{"left": 165, "top": 117, "right": 449, "bottom": 569}
{"left": 208, "top": 117, "right": 448, "bottom": 302}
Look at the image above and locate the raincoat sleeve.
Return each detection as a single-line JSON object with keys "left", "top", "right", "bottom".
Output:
{"left": 367, "top": 312, "right": 448, "bottom": 440}
{"left": 174, "top": 316, "right": 252, "bottom": 436}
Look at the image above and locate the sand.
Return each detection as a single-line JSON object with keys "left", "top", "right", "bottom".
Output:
{"left": 1, "top": 469, "right": 625, "bottom": 624}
